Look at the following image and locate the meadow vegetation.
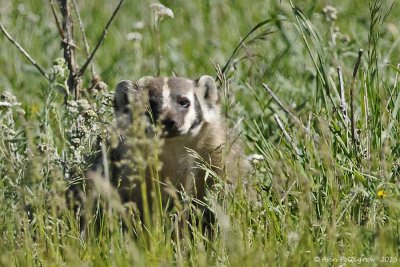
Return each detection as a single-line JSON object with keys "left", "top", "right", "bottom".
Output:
{"left": 1, "top": 0, "right": 400, "bottom": 266}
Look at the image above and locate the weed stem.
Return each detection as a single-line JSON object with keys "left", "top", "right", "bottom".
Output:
{"left": 78, "top": 0, "right": 124, "bottom": 78}
{"left": 0, "top": 22, "right": 49, "bottom": 80}
{"left": 350, "top": 49, "right": 363, "bottom": 155}
{"left": 263, "top": 83, "right": 309, "bottom": 135}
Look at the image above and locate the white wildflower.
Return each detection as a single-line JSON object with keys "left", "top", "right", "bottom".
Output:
{"left": 247, "top": 154, "right": 264, "bottom": 165}
{"left": 0, "top": 92, "right": 21, "bottom": 109}
{"left": 71, "top": 138, "right": 81, "bottom": 146}
{"left": 66, "top": 100, "right": 78, "bottom": 113}
{"left": 1, "top": 91, "right": 17, "bottom": 103}
{"left": 126, "top": 32, "right": 143, "bottom": 41}
{"left": 76, "top": 99, "right": 91, "bottom": 111}
{"left": 17, "top": 107, "right": 26, "bottom": 116}
{"left": 149, "top": 3, "right": 174, "bottom": 22}
{"left": 67, "top": 100, "right": 78, "bottom": 107}
{"left": 0, "top": 101, "right": 11, "bottom": 108}
{"left": 132, "top": 21, "right": 144, "bottom": 29}
{"left": 96, "top": 81, "right": 108, "bottom": 91}
{"left": 50, "top": 58, "right": 67, "bottom": 80}
{"left": 322, "top": 5, "right": 337, "bottom": 21}
{"left": 83, "top": 110, "right": 98, "bottom": 119}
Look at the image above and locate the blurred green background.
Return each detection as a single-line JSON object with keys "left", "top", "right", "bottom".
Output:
{"left": 1, "top": 0, "right": 399, "bottom": 108}
{"left": 1, "top": 1, "right": 400, "bottom": 265}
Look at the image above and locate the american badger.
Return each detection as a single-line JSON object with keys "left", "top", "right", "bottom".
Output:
{"left": 92, "top": 75, "right": 247, "bottom": 218}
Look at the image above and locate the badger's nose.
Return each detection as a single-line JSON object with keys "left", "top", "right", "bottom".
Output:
{"left": 162, "top": 118, "right": 176, "bottom": 130}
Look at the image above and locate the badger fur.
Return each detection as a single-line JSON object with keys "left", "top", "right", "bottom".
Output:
{"left": 87, "top": 75, "right": 248, "bottom": 224}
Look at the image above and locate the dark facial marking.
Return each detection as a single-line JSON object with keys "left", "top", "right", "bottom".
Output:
{"left": 142, "top": 77, "right": 202, "bottom": 138}
{"left": 147, "top": 89, "right": 163, "bottom": 123}
{"left": 189, "top": 94, "right": 203, "bottom": 131}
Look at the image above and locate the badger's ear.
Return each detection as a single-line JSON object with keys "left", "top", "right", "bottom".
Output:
{"left": 136, "top": 76, "right": 153, "bottom": 88}
{"left": 114, "top": 80, "right": 135, "bottom": 117}
{"left": 195, "top": 75, "right": 219, "bottom": 106}
{"left": 114, "top": 76, "right": 153, "bottom": 117}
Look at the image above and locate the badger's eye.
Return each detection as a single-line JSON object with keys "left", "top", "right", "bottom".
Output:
{"left": 178, "top": 97, "right": 190, "bottom": 108}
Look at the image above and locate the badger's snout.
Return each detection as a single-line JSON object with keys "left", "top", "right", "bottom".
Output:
{"left": 162, "top": 118, "right": 176, "bottom": 130}
{"left": 160, "top": 111, "right": 182, "bottom": 137}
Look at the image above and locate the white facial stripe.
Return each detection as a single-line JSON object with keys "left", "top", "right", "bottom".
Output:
{"left": 188, "top": 121, "right": 203, "bottom": 137}
{"left": 179, "top": 93, "right": 196, "bottom": 134}
{"left": 162, "top": 77, "right": 170, "bottom": 109}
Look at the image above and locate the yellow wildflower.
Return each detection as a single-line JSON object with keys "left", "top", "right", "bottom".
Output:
{"left": 377, "top": 189, "right": 386, "bottom": 199}
{"left": 31, "top": 103, "right": 39, "bottom": 114}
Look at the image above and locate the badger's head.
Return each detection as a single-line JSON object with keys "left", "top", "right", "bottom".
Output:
{"left": 114, "top": 76, "right": 220, "bottom": 138}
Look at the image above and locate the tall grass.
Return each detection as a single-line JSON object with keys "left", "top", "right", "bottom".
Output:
{"left": 1, "top": 0, "right": 400, "bottom": 266}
